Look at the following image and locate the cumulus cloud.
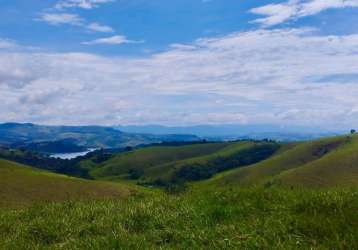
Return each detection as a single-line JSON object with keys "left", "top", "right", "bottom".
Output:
{"left": 251, "top": 0, "right": 358, "bottom": 26}
{"left": 54, "top": 0, "right": 115, "bottom": 10}
{"left": 82, "top": 35, "right": 142, "bottom": 45}
{"left": 38, "top": 13, "right": 84, "bottom": 26}
{"left": 87, "top": 22, "right": 114, "bottom": 33}
{"left": 1, "top": 28, "right": 358, "bottom": 127}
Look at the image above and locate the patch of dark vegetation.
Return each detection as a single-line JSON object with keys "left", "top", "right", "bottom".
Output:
{"left": 312, "top": 138, "right": 349, "bottom": 158}
{"left": 128, "top": 168, "right": 145, "bottom": 180}
{"left": 89, "top": 151, "right": 114, "bottom": 164}
{"left": 147, "top": 142, "right": 280, "bottom": 187}
{"left": 177, "top": 143, "right": 280, "bottom": 181}
{"left": 176, "top": 164, "right": 214, "bottom": 181}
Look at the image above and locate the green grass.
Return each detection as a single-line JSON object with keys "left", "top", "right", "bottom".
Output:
{"left": 216, "top": 135, "right": 357, "bottom": 187}
{"left": 0, "top": 158, "right": 135, "bottom": 208}
{"left": 90, "top": 142, "right": 233, "bottom": 179}
{"left": 2, "top": 135, "right": 358, "bottom": 249}
{"left": 0, "top": 185, "right": 357, "bottom": 249}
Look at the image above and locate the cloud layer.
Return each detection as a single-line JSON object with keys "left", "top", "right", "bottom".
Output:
{"left": 1, "top": 28, "right": 358, "bottom": 128}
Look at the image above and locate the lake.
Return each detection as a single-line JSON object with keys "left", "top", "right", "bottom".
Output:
{"left": 50, "top": 149, "right": 97, "bottom": 160}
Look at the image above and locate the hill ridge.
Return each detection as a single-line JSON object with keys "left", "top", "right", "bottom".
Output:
{"left": 215, "top": 135, "right": 358, "bottom": 187}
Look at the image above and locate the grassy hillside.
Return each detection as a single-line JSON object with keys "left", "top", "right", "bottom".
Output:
{"left": 143, "top": 141, "right": 279, "bottom": 182}
{"left": 216, "top": 135, "right": 358, "bottom": 187}
{"left": 0, "top": 186, "right": 357, "bottom": 249}
{"left": 1, "top": 135, "right": 358, "bottom": 249}
{"left": 90, "top": 141, "right": 279, "bottom": 184}
{"left": 275, "top": 135, "right": 358, "bottom": 187}
{"left": 0, "top": 158, "right": 135, "bottom": 208}
{"left": 90, "top": 142, "right": 232, "bottom": 179}
{"left": 142, "top": 141, "right": 256, "bottom": 179}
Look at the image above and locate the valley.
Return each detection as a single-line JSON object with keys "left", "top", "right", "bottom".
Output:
{"left": 1, "top": 129, "right": 358, "bottom": 249}
{"left": 2, "top": 1, "right": 358, "bottom": 248}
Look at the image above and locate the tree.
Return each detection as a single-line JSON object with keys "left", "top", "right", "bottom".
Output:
{"left": 351, "top": 129, "right": 356, "bottom": 135}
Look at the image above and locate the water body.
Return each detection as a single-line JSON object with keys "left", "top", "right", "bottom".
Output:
{"left": 50, "top": 149, "right": 97, "bottom": 160}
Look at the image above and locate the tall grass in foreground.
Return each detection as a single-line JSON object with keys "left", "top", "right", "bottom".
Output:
{"left": 1, "top": 186, "right": 357, "bottom": 249}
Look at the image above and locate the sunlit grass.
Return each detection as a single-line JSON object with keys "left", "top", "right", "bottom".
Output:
{"left": 1, "top": 186, "right": 357, "bottom": 249}
{"left": 0, "top": 158, "right": 135, "bottom": 208}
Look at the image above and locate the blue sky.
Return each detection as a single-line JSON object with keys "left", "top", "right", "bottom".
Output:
{"left": 0, "top": 0, "right": 358, "bottom": 129}
{"left": 2, "top": 0, "right": 356, "bottom": 55}
{"left": 0, "top": 0, "right": 264, "bottom": 55}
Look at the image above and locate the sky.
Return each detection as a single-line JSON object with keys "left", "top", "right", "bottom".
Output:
{"left": 0, "top": 0, "right": 358, "bottom": 129}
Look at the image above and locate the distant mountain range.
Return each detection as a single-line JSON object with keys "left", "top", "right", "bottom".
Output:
{"left": 16, "top": 139, "right": 88, "bottom": 154}
{"left": 0, "top": 123, "right": 200, "bottom": 153}
{"left": 116, "top": 124, "right": 339, "bottom": 141}
{"left": 0, "top": 123, "right": 343, "bottom": 154}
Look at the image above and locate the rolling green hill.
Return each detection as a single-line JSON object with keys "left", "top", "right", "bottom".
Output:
{"left": 4, "top": 134, "right": 358, "bottom": 190}
{"left": 216, "top": 135, "right": 358, "bottom": 187}
{"left": 1, "top": 136, "right": 358, "bottom": 249}
{"left": 90, "top": 142, "right": 232, "bottom": 179}
{"left": 142, "top": 141, "right": 257, "bottom": 180}
{"left": 143, "top": 141, "right": 279, "bottom": 182}
{"left": 89, "top": 141, "right": 280, "bottom": 184}
{"left": 0, "top": 158, "right": 135, "bottom": 208}
{"left": 275, "top": 135, "right": 358, "bottom": 187}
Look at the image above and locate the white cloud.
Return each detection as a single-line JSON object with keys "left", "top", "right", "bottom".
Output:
{"left": 251, "top": 0, "right": 358, "bottom": 26}
{"left": 38, "top": 13, "right": 84, "bottom": 26}
{"left": 1, "top": 28, "right": 358, "bottom": 128}
{"left": 38, "top": 0, "right": 115, "bottom": 33}
{"left": 82, "top": 35, "right": 141, "bottom": 45}
{"left": 0, "top": 39, "right": 17, "bottom": 49}
{"left": 87, "top": 22, "right": 114, "bottom": 33}
{"left": 250, "top": 2, "right": 300, "bottom": 27}
{"left": 54, "top": 0, "right": 115, "bottom": 10}
{"left": 38, "top": 13, "right": 116, "bottom": 35}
